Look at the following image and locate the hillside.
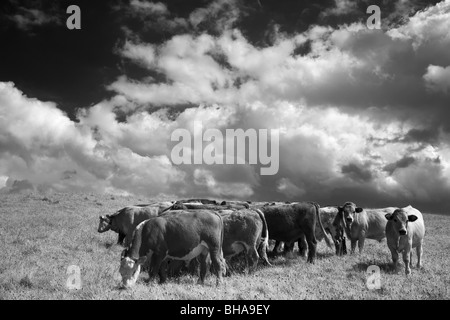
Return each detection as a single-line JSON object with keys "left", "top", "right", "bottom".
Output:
{"left": 0, "top": 192, "right": 449, "bottom": 300}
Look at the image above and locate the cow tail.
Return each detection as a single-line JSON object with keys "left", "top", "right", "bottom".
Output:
{"left": 255, "top": 209, "right": 271, "bottom": 266}
{"left": 213, "top": 211, "right": 226, "bottom": 275}
{"left": 314, "top": 203, "right": 333, "bottom": 249}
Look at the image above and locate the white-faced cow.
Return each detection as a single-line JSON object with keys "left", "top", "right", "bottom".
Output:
{"left": 385, "top": 205, "right": 425, "bottom": 275}
{"left": 98, "top": 202, "right": 173, "bottom": 247}
{"left": 119, "top": 210, "right": 226, "bottom": 288}
{"left": 257, "top": 202, "right": 333, "bottom": 263}
{"left": 337, "top": 202, "right": 396, "bottom": 254}
{"left": 319, "top": 206, "right": 347, "bottom": 256}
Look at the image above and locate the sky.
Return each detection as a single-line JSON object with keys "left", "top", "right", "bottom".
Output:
{"left": 1, "top": 0, "right": 450, "bottom": 213}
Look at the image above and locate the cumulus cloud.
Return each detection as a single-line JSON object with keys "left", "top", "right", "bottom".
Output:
{"left": 424, "top": 65, "right": 450, "bottom": 93}
{"left": 320, "top": 0, "right": 357, "bottom": 17}
{"left": 2, "top": 0, "right": 450, "bottom": 212}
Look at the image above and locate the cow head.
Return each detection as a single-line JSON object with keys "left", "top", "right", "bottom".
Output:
{"left": 119, "top": 249, "right": 146, "bottom": 288}
{"left": 385, "top": 209, "right": 418, "bottom": 236}
{"left": 338, "top": 202, "right": 363, "bottom": 227}
{"left": 98, "top": 215, "right": 112, "bottom": 233}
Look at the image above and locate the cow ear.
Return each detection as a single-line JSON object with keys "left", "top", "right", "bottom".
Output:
{"left": 408, "top": 215, "right": 418, "bottom": 222}
{"left": 385, "top": 213, "right": 393, "bottom": 220}
{"left": 355, "top": 207, "right": 363, "bottom": 213}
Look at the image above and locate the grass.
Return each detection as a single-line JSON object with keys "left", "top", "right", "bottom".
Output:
{"left": 0, "top": 192, "right": 449, "bottom": 300}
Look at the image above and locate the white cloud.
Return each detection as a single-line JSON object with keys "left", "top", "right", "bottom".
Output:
{"left": 320, "top": 0, "right": 357, "bottom": 17}
{"left": 424, "top": 65, "right": 450, "bottom": 93}
{"left": 130, "top": 1, "right": 169, "bottom": 15}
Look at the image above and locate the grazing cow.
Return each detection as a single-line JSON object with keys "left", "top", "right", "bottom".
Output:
{"left": 98, "top": 202, "right": 173, "bottom": 246}
{"left": 119, "top": 210, "right": 226, "bottom": 287}
{"left": 220, "top": 208, "right": 271, "bottom": 271}
{"left": 258, "top": 202, "right": 333, "bottom": 263}
{"left": 385, "top": 205, "right": 425, "bottom": 275}
{"left": 170, "top": 203, "right": 271, "bottom": 271}
{"left": 337, "top": 202, "right": 396, "bottom": 254}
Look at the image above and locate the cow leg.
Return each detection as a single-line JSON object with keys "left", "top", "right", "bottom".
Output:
{"left": 350, "top": 238, "right": 357, "bottom": 254}
{"left": 403, "top": 250, "right": 411, "bottom": 275}
{"left": 416, "top": 241, "right": 423, "bottom": 269}
{"left": 358, "top": 236, "right": 365, "bottom": 254}
{"left": 209, "top": 250, "right": 224, "bottom": 286}
{"left": 283, "top": 242, "right": 295, "bottom": 259}
{"left": 158, "top": 259, "right": 169, "bottom": 284}
{"left": 342, "top": 237, "right": 347, "bottom": 255}
{"left": 246, "top": 247, "right": 259, "bottom": 273}
{"left": 150, "top": 254, "right": 165, "bottom": 283}
{"left": 389, "top": 247, "right": 399, "bottom": 272}
{"left": 298, "top": 235, "right": 307, "bottom": 258}
{"left": 117, "top": 232, "right": 126, "bottom": 245}
{"left": 198, "top": 252, "right": 208, "bottom": 285}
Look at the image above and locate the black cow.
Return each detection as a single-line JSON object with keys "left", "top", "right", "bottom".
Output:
{"left": 257, "top": 202, "right": 333, "bottom": 263}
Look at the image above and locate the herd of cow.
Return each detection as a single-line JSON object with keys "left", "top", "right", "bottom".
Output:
{"left": 97, "top": 199, "right": 426, "bottom": 288}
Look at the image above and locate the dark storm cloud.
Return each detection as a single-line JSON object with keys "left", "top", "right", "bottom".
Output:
{"left": 341, "top": 162, "right": 374, "bottom": 183}
{"left": 403, "top": 128, "right": 440, "bottom": 144}
{"left": 383, "top": 156, "right": 416, "bottom": 175}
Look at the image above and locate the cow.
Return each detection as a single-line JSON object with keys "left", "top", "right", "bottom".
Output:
{"left": 119, "top": 210, "right": 226, "bottom": 287}
{"left": 336, "top": 202, "right": 396, "bottom": 254}
{"left": 257, "top": 202, "right": 333, "bottom": 263}
{"left": 98, "top": 201, "right": 173, "bottom": 247}
{"left": 385, "top": 205, "right": 425, "bottom": 275}
{"left": 271, "top": 205, "right": 343, "bottom": 256}
{"left": 319, "top": 206, "right": 347, "bottom": 256}
{"left": 169, "top": 203, "right": 271, "bottom": 272}
{"left": 219, "top": 208, "right": 271, "bottom": 271}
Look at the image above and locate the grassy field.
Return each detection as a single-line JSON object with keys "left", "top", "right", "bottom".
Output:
{"left": 0, "top": 192, "right": 449, "bottom": 300}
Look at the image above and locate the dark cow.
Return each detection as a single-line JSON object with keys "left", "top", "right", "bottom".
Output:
{"left": 119, "top": 210, "right": 226, "bottom": 287}
{"left": 258, "top": 202, "right": 333, "bottom": 263}
{"left": 169, "top": 203, "right": 271, "bottom": 272}
{"left": 220, "top": 208, "right": 271, "bottom": 271}
{"left": 98, "top": 201, "right": 173, "bottom": 246}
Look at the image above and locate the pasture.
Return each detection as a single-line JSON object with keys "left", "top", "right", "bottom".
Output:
{"left": 0, "top": 192, "right": 449, "bottom": 300}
